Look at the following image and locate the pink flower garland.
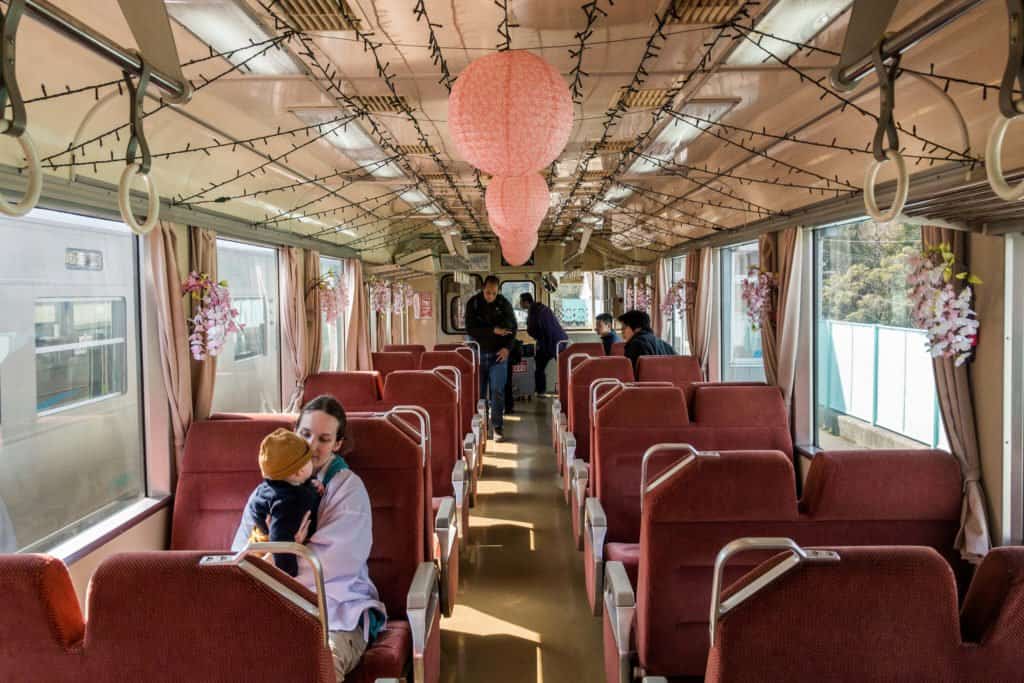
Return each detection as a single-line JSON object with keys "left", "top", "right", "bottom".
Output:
{"left": 632, "top": 281, "right": 652, "bottom": 313}
{"left": 740, "top": 266, "right": 775, "bottom": 330}
{"left": 317, "top": 270, "right": 350, "bottom": 325}
{"left": 661, "top": 279, "right": 690, "bottom": 318}
{"left": 370, "top": 279, "right": 392, "bottom": 314}
{"left": 906, "top": 244, "right": 981, "bottom": 367}
{"left": 182, "top": 271, "right": 244, "bottom": 361}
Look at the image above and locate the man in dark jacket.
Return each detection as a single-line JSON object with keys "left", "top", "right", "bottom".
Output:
{"left": 465, "top": 275, "right": 517, "bottom": 439}
{"left": 617, "top": 309, "right": 676, "bottom": 373}
{"left": 595, "top": 312, "right": 622, "bottom": 356}
{"left": 521, "top": 292, "right": 567, "bottom": 396}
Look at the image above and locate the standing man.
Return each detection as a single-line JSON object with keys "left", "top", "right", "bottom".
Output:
{"left": 465, "top": 275, "right": 517, "bottom": 440}
{"left": 521, "top": 292, "right": 567, "bottom": 397}
{"left": 595, "top": 312, "right": 622, "bottom": 355}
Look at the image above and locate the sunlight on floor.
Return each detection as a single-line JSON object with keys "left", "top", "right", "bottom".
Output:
{"left": 442, "top": 605, "right": 543, "bottom": 644}
{"left": 504, "top": 415, "right": 522, "bottom": 423}
{"left": 488, "top": 441, "right": 520, "bottom": 455}
{"left": 482, "top": 456, "right": 519, "bottom": 470}
{"left": 475, "top": 480, "right": 520, "bottom": 495}
{"left": 469, "top": 515, "right": 536, "bottom": 550}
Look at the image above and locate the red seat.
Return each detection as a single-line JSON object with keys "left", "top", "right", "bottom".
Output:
{"left": 635, "top": 355, "right": 703, "bottom": 388}
{"left": 302, "top": 371, "right": 384, "bottom": 411}
{"left": 706, "top": 546, "right": 1024, "bottom": 682}
{"left": 383, "top": 344, "right": 426, "bottom": 367}
{"left": 421, "top": 351, "right": 475, "bottom": 443}
{"left": 372, "top": 351, "right": 418, "bottom": 381}
{"left": 602, "top": 447, "right": 964, "bottom": 681}
{"left": 610, "top": 341, "right": 626, "bottom": 356}
{"left": 557, "top": 342, "right": 605, "bottom": 408}
{"left": 568, "top": 356, "right": 634, "bottom": 464}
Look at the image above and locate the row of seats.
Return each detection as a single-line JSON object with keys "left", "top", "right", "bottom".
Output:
{"left": 2, "top": 411, "right": 445, "bottom": 682}
{"left": 600, "top": 446, "right": 967, "bottom": 681}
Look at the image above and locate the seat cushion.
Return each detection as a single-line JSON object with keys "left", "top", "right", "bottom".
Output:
{"left": 346, "top": 620, "right": 412, "bottom": 683}
{"left": 606, "top": 542, "right": 640, "bottom": 586}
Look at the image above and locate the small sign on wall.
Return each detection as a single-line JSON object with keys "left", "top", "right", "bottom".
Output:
{"left": 413, "top": 292, "right": 433, "bottom": 320}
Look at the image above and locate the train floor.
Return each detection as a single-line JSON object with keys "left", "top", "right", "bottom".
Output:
{"left": 441, "top": 396, "right": 604, "bottom": 681}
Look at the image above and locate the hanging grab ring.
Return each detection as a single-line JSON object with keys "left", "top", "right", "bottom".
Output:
{"left": 118, "top": 56, "right": 159, "bottom": 234}
{"left": 864, "top": 148, "right": 910, "bottom": 223}
{"left": 863, "top": 40, "right": 908, "bottom": 222}
{"left": 0, "top": 0, "right": 41, "bottom": 217}
{"left": 986, "top": 0, "right": 1024, "bottom": 201}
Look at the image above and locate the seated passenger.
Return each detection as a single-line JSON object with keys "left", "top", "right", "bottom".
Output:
{"left": 617, "top": 309, "right": 676, "bottom": 372}
{"left": 243, "top": 428, "right": 323, "bottom": 577}
{"left": 595, "top": 312, "right": 622, "bottom": 356}
{"left": 232, "top": 395, "right": 386, "bottom": 682}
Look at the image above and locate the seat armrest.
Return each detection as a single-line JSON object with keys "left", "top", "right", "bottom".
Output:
{"left": 451, "top": 459, "right": 469, "bottom": 527}
{"left": 585, "top": 497, "right": 608, "bottom": 616}
{"left": 642, "top": 678, "right": 668, "bottom": 683}
{"left": 434, "top": 496, "right": 458, "bottom": 617}
{"left": 407, "top": 561, "right": 440, "bottom": 683}
{"left": 570, "top": 461, "right": 590, "bottom": 549}
{"left": 562, "top": 431, "right": 577, "bottom": 470}
{"left": 605, "top": 560, "right": 636, "bottom": 683}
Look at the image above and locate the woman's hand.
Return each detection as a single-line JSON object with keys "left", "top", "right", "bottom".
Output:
{"left": 294, "top": 511, "right": 313, "bottom": 545}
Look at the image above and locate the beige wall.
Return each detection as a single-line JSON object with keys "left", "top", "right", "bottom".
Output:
{"left": 66, "top": 508, "right": 170, "bottom": 606}
{"left": 969, "top": 232, "right": 1006, "bottom": 542}
{"left": 406, "top": 275, "right": 439, "bottom": 349}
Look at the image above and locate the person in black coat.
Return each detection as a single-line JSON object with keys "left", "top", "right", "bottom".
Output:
{"left": 617, "top": 309, "right": 676, "bottom": 373}
{"left": 595, "top": 312, "right": 622, "bottom": 356}
{"left": 464, "top": 275, "right": 517, "bottom": 439}
{"left": 522, "top": 292, "right": 567, "bottom": 396}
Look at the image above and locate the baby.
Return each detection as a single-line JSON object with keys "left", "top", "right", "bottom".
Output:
{"left": 244, "top": 428, "right": 323, "bottom": 576}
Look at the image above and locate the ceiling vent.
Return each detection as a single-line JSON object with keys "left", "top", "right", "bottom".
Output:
{"left": 349, "top": 94, "right": 409, "bottom": 113}
{"left": 398, "top": 144, "right": 431, "bottom": 155}
{"left": 610, "top": 87, "right": 670, "bottom": 111}
{"left": 598, "top": 139, "right": 634, "bottom": 154}
{"left": 277, "top": 0, "right": 362, "bottom": 31}
{"left": 667, "top": 0, "right": 745, "bottom": 25}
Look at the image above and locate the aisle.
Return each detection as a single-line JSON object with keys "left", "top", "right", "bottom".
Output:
{"left": 440, "top": 397, "right": 604, "bottom": 681}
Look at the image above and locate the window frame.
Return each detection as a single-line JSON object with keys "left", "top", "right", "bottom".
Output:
{"left": 500, "top": 279, "right": 536, "bottom": 328}
{"left": 718, "top": 241, "right": 766, "bottom": 381}
{"left": 440, "top": 273, "right": 483, "bottom": 335}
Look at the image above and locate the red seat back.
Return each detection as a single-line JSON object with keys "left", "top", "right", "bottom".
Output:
{"left": 682, "top": 381, "right": 765, "bottom": 411}
{"left": 636, "top": 355, "right": 703, "bottom": 388}
{"left": 383, "top": 344, "right": 426, "bottom": 366}
{"left": 383, "top": 371, "right": 460, "bottom": 498}
{"left": 592, "top": 385, "right": 689, "bottom": 542}
{"left": 0, "top": 555, "right": 84, "bottom": 679}
{"left": 686, "top": 385, "right": 793, "bottom": 460}
{"left": 557, "top": 342, "right": 605, "bottom": 407}
{"left": 568, "top": 356, "right": 634, "bottom": 462}
{"left": 420, "top": 351, "right": 475, "bottom": 437}
{"left": 302, "top": 371, "right": 384, "bottom": 411}
{"left": 372, "top": 352, "right": 417, "bottom": 381}
{"left": 705, "top": 546, "right": 959, "bottom": 682}
{"left": 610, "top": 341, "right": 626, "bottom": 356}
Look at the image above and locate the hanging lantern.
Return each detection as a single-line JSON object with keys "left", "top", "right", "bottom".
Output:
{"left": 448, "top": 50, "right": 573, "bottom": 176}
{"left": 486, "top": 173, "right": 549, "bottom": 235}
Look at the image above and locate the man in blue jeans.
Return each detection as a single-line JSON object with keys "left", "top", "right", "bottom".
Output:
{"left": 465, "top": 275, "right": 517, "bottom": 440}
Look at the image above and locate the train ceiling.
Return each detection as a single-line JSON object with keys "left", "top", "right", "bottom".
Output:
{"left": 5, "top": 0, "right": 1021, "bottom": 263}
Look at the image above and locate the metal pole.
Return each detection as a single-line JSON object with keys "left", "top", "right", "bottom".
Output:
{"left": 832, "top": 0, "right": 984, "bottom": 89}
{"left": 21, "top": 0, "right": 191, "bottom": 102}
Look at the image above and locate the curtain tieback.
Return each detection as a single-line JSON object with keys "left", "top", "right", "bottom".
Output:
{"left": 963, "top": 468, "right": 982, "bottom": 490}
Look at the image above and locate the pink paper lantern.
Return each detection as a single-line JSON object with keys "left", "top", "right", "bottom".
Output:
{"left": 486, "top": 173, "right": 550, "bottom": 235}
{"left": 449, "top": 50, "right": 573, "bottom": 176}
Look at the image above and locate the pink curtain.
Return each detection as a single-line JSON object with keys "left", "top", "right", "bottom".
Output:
{"left": 344, "top": 259, "right": 372, "bottom": 371}
{"left": 922, "top": 226, "right": 992, "bottom": 562}
{"left": 189, "top": 226, "right": 217, "bottom": 420}
{"left": 303, "top": 249, "right": 323, "bottom": 379}
{"left": 652, "top": 258, "right": 669, "bottom": 337}
{"left": 280, "top": 247, "right": 306, "bottom": 411}
{"left": 148, "top": 223, "right": 193, "bottom": 473}
{"left": 758, "top": 227, "right": 803, "bottom": 406}
{"left": 758, "top": 234, "right": 780, "bottom": 387}
{"left": 686, "top": 248, "right": 714, "bottom": 377}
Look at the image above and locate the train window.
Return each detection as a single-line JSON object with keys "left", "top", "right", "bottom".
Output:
{"left": 0, "top": 209, "right": 144, "bottom": 553}
{"left": 441, "top": 273, "right": 483, "bottom": 335}
{"left": 813, "top": 221, "right": 945, "bottom": 450}
{"left": 720, "top": 242, "right": 766, "bottom": 381}
{"left": 211, "top": 239, "right": 281, "bottom": 413}
{"left": 500, "top": 280, "right": 535, "bottom": 328}
{"left": 551, "top": 272, "right": 601, "bottom": 330}
{"left": 319, "top": 256, "right": 347, "bottom": 372}
{"left": 35, "top": 298, "right": 128, "bottom": 413}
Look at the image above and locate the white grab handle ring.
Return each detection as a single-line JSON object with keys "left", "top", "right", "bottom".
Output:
{"left": 863, "top": 148, "right": 909, "bottom": 223}
{"left": 118, "top": 162, "right": 159, "bottom": 235}
{"left": 986, "top": 114, "right": 1024, "bottom": 202}
{"left": 0, "top": 120, "right": 42, "bottom": 217}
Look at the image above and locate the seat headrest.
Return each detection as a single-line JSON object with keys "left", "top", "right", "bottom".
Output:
{"left": 644, "top": 450, "right": 798, "bottom": 522}
{"left": 636, "top": 355, "right": 703, "bottom": 384}
{"left": 0, "top": 554, "right": 84, "bottom": 648}
{"left": 372, "top": 351, "right": 417, "bottom": 371}
{"left": 570, "top": 356, "right": 635, "bottom": 386}
{"left": 692, "top": 385, "right": 786, "bottom": 427}
{"left": 802, "top": 450, "right": 962, "bottom": 520}
{"left": 383, "top": 370, "right": 457, "bottom": 405}
{"left": 562, "top": 342, "right": 605, "bottom": 357}
{"left": 421, "top": 351, "right": 472, "bottom": 372}
{"left": 384, "top": 344, "right": 426, "bottom": 353}
{"left": 302, "top": 371, "right": 383, "bottom": 407}
{"left": 183, "top": 418, "right": 295, "bottom": 473}
{"left": 596, "top": 385, "right": 688, "bottom": 428}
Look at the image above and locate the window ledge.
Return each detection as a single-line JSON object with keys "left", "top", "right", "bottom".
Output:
{"left": 796, "top": 444, "right": 824, "bottom": 461}
{"left": 48, "top": 496, "right": 171, "bottom": 566}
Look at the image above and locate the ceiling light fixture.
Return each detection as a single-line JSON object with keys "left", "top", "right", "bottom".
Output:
{"left": 726, "top": 0, "right": 852, "bottom": 66}
{"left": 292, "top": 108, "right": 407, "bottom": 179}
{"left": 626, "top": 99, "right": 737, "bottom": 175}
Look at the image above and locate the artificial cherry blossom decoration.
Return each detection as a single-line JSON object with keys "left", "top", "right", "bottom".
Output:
{"left": 391, "top": 282, "right": 415, "bottom": 314}
{"left": 631, "top": 280, "right": 653, "bottom": 314}
{"left": 448, "top": 50, "right": 573, "bottom": 177}
{"left": 182, "top": 271, "right": 244, "bottom": 361}
{"left": 740, "top": 266, "right": 776, "bottom": 330}
{"left": 486, "top": 173, "right": 550, "bottom": 236}
{"left": 315, "top": 270, "right": 349, "bottom": 324}
{"left": 661, "top": 278, "right": 692, "bottom": 318}
{"left": 906, "top": 243, "right": 982, "bottom": 366}
{"left": 370, "top": 279, "right": 392, "bottom": 314}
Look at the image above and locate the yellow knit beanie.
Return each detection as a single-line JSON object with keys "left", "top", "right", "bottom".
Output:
{"left": 259, "top": 428, "right": 313, "bottom": 480}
